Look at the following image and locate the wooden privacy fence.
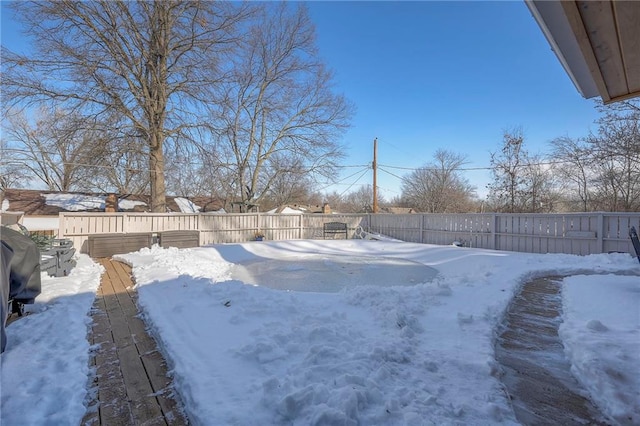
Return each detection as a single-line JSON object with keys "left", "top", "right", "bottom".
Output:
{"left": 58, "top": 212, "right": 639, "bottom": 257}
{"left": 369, "top": 212, "right": 639, "bottom": 255}
{"left": 58, "top": 212, "right": 368, "bottom": 254}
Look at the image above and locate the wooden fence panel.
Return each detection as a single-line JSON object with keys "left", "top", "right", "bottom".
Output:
{"left": 199, "top": 214, "right": 248, "bottom": 244}
{"left": 411, "top": 213, "right": 493, "bottom": 247}
{"left": 303, "top": 214, "right": 368, "bottom": 239}
{"left": 260, "top": 214, "right": 302, "bottom": 240}
{"left": 469, "top": 215, "right": 493, "bottom": 248}
{"left": 59, "top": 213, "right": 124, "bottom": 253}
{"left": 58, "top": 211, "right": 638, "bottom": 257}
{"left": 531, "top": 216, "right": 541, "bottom": 253}
{"left": 603, "top": 214, "right": 640, "bottom": 253}
{"left": 545, "top": 215, "right": 561, "bottom": 253}
{"left": 492, "top": 213, "right": 602, "bottom": 255}
{"left": 370, "top": 214, "right": 421, "bottom": 243}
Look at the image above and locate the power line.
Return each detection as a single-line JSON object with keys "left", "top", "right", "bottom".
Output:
{"left": 378, "top": 166, "right": 410, "bottom": 186}
{"left": 317, "top": 166, "right": 370, "bottom": 192}
{"left": 380, "top": 164, "right": 493, "bottom": 172}
{"left": 379, "top": 158, "right": 582, "bottom": 172}
{"left": 376, "top": 138, "right": 415, "bottom": 160}
{"left": 339, "top": 168, "right": 370, "bottom": 197}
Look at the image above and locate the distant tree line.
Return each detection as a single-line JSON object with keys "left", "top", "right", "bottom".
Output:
{"left": 486, "top": 100, "right": 639, "bottom": 213}
{"left": 391, "top": 99, "right": 639, "bottom": 214}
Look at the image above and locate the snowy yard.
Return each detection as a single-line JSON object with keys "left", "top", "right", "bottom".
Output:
{"left": 2, "top": 239, "right": 639, "bottom": 425}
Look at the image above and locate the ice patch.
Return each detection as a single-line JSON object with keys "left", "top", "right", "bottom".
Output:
{"left": 232, "top": 255, "right": 438, "bottom": 292}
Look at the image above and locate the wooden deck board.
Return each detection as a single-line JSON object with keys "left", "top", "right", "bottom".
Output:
{"left": 117, "top": 344, "right": 166, "bottom": 424}
{"left": 84, "top": 258, "right": 188, "bottom": 425}
{"left": 108, "top": 261, "right": 186, "bottom": 424}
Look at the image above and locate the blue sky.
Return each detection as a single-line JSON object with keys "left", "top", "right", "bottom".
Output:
{"left": 305, "top": 1, "right": 601, "bottom": 199}
{"left": 1, "top": 1, "right": 602, "bottom": 200}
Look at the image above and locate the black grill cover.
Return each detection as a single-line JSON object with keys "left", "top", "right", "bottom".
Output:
{"left": 1, "top": 240, "right": 13, "bottom": 352}
{"left": 1, "top": 226, "right": 42, "bottom": 304}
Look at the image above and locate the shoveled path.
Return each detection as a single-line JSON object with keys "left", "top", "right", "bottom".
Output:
{"left": 495, "top": 276, "right": 608, "bottom": 426}
{"left": 82, "top": 259, "right": 188, "bottom": 426}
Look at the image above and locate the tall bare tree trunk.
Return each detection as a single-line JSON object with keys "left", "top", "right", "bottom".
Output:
{"left": 145, "top": 2, "right": 169, "bottom": 211}
{"left": 149, "top": 132, "right": 167, "bottom": 212}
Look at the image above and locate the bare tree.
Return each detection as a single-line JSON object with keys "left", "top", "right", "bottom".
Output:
{"left": 487, "top": 129, "right": 528, "bottom": 213}
{"left": 401, "top": 149, "right": 476, "bottom": 213}
{"left": 550, "top": 136, "right": 594, "bottom": 211}
{"left": 587, "top": 100, "right": 640, "bottom": 211}
{"left": 317, "top": 190, "right": 347, "bottom": 212}
{"left": 2, "top": 1, "right": 251, "bottom": 211}
{"left": 2, "top": 109, "right": 102, "bottom": 191}
{"left": 519, "top": 154, "right": 560, "bottom": 213}
{"left": 342, "top": 185, "right": 382, "bottom": 213}
{"left": 260, "top": 156, "right": 316, "bottom": 210}
{"left": 89, "top": 137, "right": 149, "bottom": 195}
{"left": 208, "top": 3, "right": 353, "bottom": 208}
{"left": 0, "top": 135, "right": 29, "bottom": 191}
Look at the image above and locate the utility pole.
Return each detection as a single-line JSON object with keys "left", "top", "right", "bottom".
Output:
{"left": 372, "top": 138, "right": 378, "bottom": 213}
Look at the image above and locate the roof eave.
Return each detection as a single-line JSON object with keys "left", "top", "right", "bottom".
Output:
{"left": 525, "top": 0, "right": 603, "bottom": 100}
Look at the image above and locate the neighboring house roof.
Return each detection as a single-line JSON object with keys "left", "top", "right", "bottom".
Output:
{"left": 0, "top": 189, "right": 224, "bottom": 215}
{"left": 381, "top": 207, "right": 416, "bottom": 214}
{"left": 267, "top": 204, "right": 334, "bottom": 214}
{"left": 527, "top": 0, "right": 640, "bottom": 103}
{"left": 187, "top": 196, "right": 226, "bottom": 213}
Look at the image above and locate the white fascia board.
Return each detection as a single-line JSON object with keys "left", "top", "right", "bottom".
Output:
{"left": 525, "top": 0, "right": 599, "bottom": 99}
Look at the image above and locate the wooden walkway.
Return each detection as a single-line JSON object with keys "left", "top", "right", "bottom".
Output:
{"left": 495, "top": 276, "right": 608, "bottom": 425}
{"left": 83, "top": 259, "right": 188, "bottom": 426}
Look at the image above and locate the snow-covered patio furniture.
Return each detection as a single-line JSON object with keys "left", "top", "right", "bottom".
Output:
{"left": 40, "top": 239, "right": 76, "bottom": 277}
{"left": 159, "top": 230, "right": 200, "bottom": 249}
{"left": 323, "top": 221, "right": 348, "bottom": 239}
{"left": 88, "top": 233, "right": 153, "bottom": 258}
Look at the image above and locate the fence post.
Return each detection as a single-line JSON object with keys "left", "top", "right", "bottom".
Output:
{"left": 299, "top": 214, "right": 304, "bottom": 239}
{"left": 58, "top": 213, "right": 65, "bottom": 239}
{"left": 491, "top": 213, "right": 498, "bottom": 250}
{"left": 420, "top": 214, "right": 425, "bottom": 244}
{"left": 597, "top": 213, "right": 604, "bottom": 254}
{"left": 122, "top": 213, "right": 128, "bottom": 234}
{"left": 196, "top": 213, "right": 201, "bottom": 245}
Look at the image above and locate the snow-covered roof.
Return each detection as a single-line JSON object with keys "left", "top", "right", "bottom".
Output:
{"left": 44, "top": 193, "right": 107, "bottom": 211}
{"left": 1, "top": 189, "right": 224, "bottom": 215}
{"left": 279, "top": 207, "right": 304, "bottom": 214}
{"left": 174, "top": 197, "right": 201, "bottom": 213}
{"left": 268, "top": 204, "right": 334, "bottom": 214}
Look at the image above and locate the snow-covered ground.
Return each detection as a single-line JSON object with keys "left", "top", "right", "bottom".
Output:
{"left": 1, "top": 255, "right": 103, "bottom": 424}
{"left": 1, "top": 239, "right": 638, "bottom": 425}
